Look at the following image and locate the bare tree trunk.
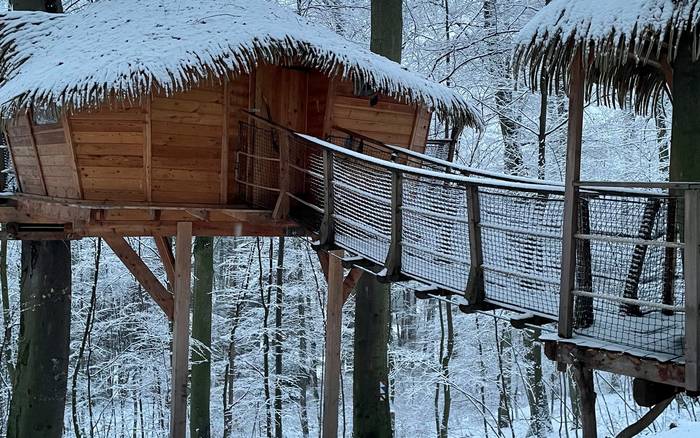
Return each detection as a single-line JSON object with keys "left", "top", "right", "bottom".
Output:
{"left": 8, "top": 240, "right": 72, "bottom": 438}
{"left": 273, "top": 237, "right": 285, "bottom": 438}
{"left": 191, "top": 237, "right": 214, "bottom": 437}
{"left": 72, "top": 238, "right": 101, "bottom": 438}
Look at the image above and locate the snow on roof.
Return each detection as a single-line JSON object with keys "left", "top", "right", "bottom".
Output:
{"left": 0, "top": 0, "right": 481, "bottom": 128}
{"left": 514, "top": 0, "right": 700, "bottom": 113}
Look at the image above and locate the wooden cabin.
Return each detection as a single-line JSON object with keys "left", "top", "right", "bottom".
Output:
{"left": 0, "top": 2, "right": 480, "bottom": 438}
{"left": 0, "top": 0, "right": 479, "bottom": 239}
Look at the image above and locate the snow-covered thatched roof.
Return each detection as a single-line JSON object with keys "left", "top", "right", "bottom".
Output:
{"left": 514, "top": 0, "right": 700, "bottom": 113}
{"left": 0, "top": 0, "right": 481, "bottom": 128}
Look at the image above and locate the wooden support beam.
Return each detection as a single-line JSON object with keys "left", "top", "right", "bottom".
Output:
{"left": 544, "top": 341, "right": 686, "bottom": 388}
{"left": 24, "top": 112, "right": 47, "bottom": 196}
{"left": 571, "top": 362, "right": 597, "bottom": 438}
{"left": 343, "top": 267, "right": 363, "bottom": 302}
{"left": 685, "top": 189, "right": 700, "bottom": 391}
{"left": 383, "top": 170, "right": 403, "bottom": 280}
{"left": 154, "top": 236, "right": 176, "bottom": 289}
{"left": 221, "top": 77, "right": 230, "bottom": 204}
{"left": 104, "top": 236, "right": 173, "bottom": 319}
{"left": 466, "top": 184, "right": 484, "bottom": 302}
{"left": 316, "top": 250, "right": 361, "bottom": 303}
{"left": 319, "top": 149, "right": 335, "bottom": 246}
{"left": 145, "top": 96, "right": 153, "bottom": 202}
{"left": 170, "top": 222, "right": 192, "bottom": 438}
{"left": 61, "top": 112, "right": 83, "bottom": 198}
{"left": 322, "top": 249, "right": 344, "bottom": 438}
{"left": 559, "top": 48, "right": 585, "bottom": 339}
{"left": 272, "top": 130, "right": 291, "bottom": 219}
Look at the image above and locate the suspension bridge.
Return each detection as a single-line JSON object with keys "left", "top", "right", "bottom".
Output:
{"left": 238, "top": 115, "right": 697, "bottom": 392}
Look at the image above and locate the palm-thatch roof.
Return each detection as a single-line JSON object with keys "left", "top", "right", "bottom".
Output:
{"left": 0, "top": 0, "right": 481, "bottom": 128}
{"left": 514, "top": 0, "right": 700, "bottom": 113}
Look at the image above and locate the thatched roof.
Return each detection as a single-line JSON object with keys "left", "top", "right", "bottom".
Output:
{"left": 514, "top": 0, "right": 700, "bottom": 113}
{"left": 0, "top": 0, "right": 481, "bottom": 128}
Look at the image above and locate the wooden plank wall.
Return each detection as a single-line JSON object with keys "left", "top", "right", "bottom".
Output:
{"left": 71, "top": 105, "right": 148, "bottom": 201}
{"left": 5, "top": 117, "right": 47, "bottom": 195}
{"left": 330, "top": 80, "right": 431, "bottom": 151}
{"left": 4, "top": 67, "right": 429, "bottom": 207}
{"left": 150, "top": 83, "right": 224, "bottom": 204}
{"left": 228, "top": 74, "right": 251, "bottom": 203}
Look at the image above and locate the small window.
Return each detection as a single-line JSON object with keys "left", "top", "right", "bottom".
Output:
{"left": 32, "top": 106, "right": 61, "bottom": 125}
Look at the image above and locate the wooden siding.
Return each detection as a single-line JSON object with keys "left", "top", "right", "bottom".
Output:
{"left": 71, "top": 105, "right": 148, "bottom": 201}
{"left": 151, "top": 83, "right": 225, "bottom": 204}
{"left": 34, "top": 120, "right": 80, "bottom": 198}
{"left": 330, "top": 79, "right": 431, "bottom": 150}
{"left": 3, "top": 66, "right": 430, "bottom": 209}
{"left": 5, "top": 117, "right": 45, "bottom": 195}
{"left": 227, "top": 73, "right": 251, "bottom": 203}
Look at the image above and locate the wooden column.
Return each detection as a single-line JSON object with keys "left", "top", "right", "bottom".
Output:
{"left": 322, "top": 249, "right": 344, "bottom": 438}
{"left": 466, "top": 184, "right": 484, "bottom": 302}
{"left": 170, "top": 222, "right": 192, "bottom": 438}
{"left": 685, "top": 190, "right": 700, "bottom": 391}
{"left": 558, "top": 49, "right": 585, "bottom": 339}
{"left": 572, "top": 362, "right": 597, "bottom": 438}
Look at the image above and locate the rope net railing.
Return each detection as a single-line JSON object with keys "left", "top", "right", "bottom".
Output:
{"left": 237, "top": 121, "right": 691, "bottom": 361}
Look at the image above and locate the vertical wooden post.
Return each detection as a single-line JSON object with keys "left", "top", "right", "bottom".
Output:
{"left": 466, "top": 184, "right": 484, "bottom": 302}
{"left": 572, "top": 362, "right": 597, "bottom": 438}
{"left": 170, "top": 222, "right": 192, "bottom": 438}
{"left": 221, "top": 77, "right": 230, "bottom": 204}
{"left": 145, "top": 95, "right": 153, "bottom": 202}
{"left": 319, "top": 149, "right": 335, "bottom": 246}
{"left": 384, "top": 171, "right": 403, "bottom": 279}
{"left": 322, "top": 249, "right": 344, "bottom": 438}
{"left": 273, "top": 132, "right": 291, "bottom": 219}
{"left": 685, "top": 189, "right": 700, "bottom": 391}
{"left": 558, "top": 49, "right": 585, "bottom": 339}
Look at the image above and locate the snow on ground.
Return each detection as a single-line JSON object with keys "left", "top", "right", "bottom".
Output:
{"left": 648, "top": 422, "right": 700, "bottom": 437}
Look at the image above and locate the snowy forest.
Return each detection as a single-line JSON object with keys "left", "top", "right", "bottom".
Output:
{"left": 0, "top": 0, "right": 695, "bottom": 438}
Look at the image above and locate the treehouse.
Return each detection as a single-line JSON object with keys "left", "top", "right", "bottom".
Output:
{"left": 0, "top": 1, "right": 480, "bottom": 437}
{"left": 514, "top": 0, "right": 700, "bottom": 415}
{"left": 0, "top": 0, "right": 478, "bottom": 240}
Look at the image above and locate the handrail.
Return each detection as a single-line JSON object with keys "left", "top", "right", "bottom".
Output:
{"left": 331, "top": 126, "right": 677, "bottom": 197}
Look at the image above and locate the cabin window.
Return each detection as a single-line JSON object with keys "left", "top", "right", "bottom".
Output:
{"left": 32, "top": 106, "right": 60, "bottom": 125}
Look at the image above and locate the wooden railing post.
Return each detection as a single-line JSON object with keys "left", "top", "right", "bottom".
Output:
{"left": 559, "top": 48, "right": 585, "bottom": 339}
{"left": 319, "top": 149, "right": 335, "bottom": 246}
{"left": 383, "top": 170, "right": 403, "bottom": 280}
{"left": 466, "top": 184, "right": 484, "bottom": 302}
{"left": 273, "top": 131, "right": 291, "bottom": 219}
{"left": 684, "top": 189, "right": 700, "bottom": 391}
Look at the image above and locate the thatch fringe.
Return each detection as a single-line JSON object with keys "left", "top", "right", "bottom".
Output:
{"left": 0, "top": 2, "right": 482, "bottom": 129}
{"left": 514, "top": 1, "right": 700, "bottom": 114}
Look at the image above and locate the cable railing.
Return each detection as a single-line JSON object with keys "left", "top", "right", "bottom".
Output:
{"left": 236, "top": 118, "right": 699, "bottom": 383}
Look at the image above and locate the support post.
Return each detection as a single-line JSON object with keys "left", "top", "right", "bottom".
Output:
{"left": 322, "top": 249, "right": 344, "bottom": 438}
{"left": 154, "top": 235, "right": 176, "bottom": 289}
{"left": 319, "top": 149, "right": 335, "bottom": 246}
{"left": 685, "top": 189, "right": 700, "bottom": 391}
{"left": 383, "top": 171, "right": 403, "bottom": 280}
{"left": 170, "top": 222, "right": 193, "bottom": 438}
{"left": 558, "top": 49, "right": 585, "bottom": 339}
{"left": 466, "top": 184, "right": 484, "bottom": 302}
{"left": 571, "top": 362, "right": 597, "bottom": 438}
{"left": 273, "top": 132, "right": 290, "bottom": 219}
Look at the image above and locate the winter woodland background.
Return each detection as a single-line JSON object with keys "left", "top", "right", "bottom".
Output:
{"left": 0, "top": 0, "right": 692, "bottom": 437}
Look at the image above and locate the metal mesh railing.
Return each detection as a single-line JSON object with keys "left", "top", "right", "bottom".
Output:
{"left": 572, "top": 191, "right": 686, "bottom": 357}
{"left": 236, "top": 121, "right": 692, "bottom": 360}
